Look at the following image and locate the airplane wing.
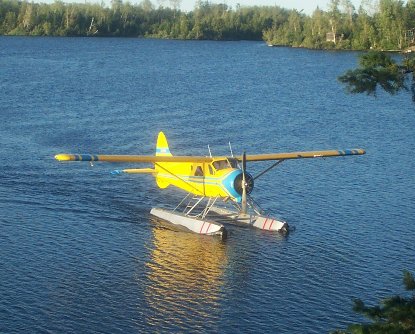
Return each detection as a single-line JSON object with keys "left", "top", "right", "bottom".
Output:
{"left": 241, "top": 149, "right": 366, "bottom": 162}
{"left": 55, "top": 154, "right": 213, "bottom": 163}
{"left": 55, "top": 149, "right": 365, "bottom": 164}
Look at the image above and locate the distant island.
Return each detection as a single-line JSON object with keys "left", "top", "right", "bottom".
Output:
{"left": 1, "top": 0, "right": 413, "bottom": 51}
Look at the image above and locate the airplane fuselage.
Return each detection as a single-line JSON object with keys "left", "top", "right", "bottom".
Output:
{"left": 154, "top": 159, "right": 252, "bottom": 203}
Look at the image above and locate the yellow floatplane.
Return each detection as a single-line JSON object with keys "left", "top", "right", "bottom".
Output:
{"left": 55, "top": 131, "right": 365, "bottom": 238}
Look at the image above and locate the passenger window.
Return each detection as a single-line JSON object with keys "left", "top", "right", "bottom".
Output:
{"left": 194, "top": 166, "right": 203, "bottom": 176}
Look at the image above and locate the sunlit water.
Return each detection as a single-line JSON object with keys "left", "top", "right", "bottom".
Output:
{"left": 1, "top": 37, "right": 414, "bottom": 333}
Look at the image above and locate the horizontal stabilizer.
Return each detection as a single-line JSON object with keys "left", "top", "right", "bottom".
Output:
{"left": 112, "top": 168, "right": 157, "bottom": 175}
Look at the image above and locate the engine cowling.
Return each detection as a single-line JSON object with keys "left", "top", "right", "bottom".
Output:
{"left": 233, "top": 172, "right": 254, "bottom": 196}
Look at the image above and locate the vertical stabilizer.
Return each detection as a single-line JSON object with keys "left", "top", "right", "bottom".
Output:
{"left": 155, "top": 131, "right": 171, "bottom": 189}
{"left": 156, "top": 131, "right": 172, "bottom": 157}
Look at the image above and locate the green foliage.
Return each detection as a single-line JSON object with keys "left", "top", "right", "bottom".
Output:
{"left": 0, "top": 0, "right": 414, "bottom": 50}
{"left": 0, "top": 0, "right": 279, "bottom": 40}
{"left": 404, "top": 271, "right": 415, "bottom": 290}
{"left": 403, "top": 54, "right": 415, "bottom": 73}
{"left": 338, "top": 51, "right": 408, "bottom": 96}
{"left": 331, "top": 271, "right": 415, "bottom": 334}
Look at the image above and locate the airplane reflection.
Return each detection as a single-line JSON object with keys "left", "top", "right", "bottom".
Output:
{"left": 144, "top": 219, "right": 227, "bottom": 330}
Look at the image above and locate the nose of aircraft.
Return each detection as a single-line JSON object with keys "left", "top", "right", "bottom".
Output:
{"left": 233, "top": 172, "right": 254, "bottom": 196}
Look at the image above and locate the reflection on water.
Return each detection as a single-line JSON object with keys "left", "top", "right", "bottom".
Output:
{"left": 143, "top": 220, "right": 227, "bottom": 331}
{"left": 3, "top": 37, "right": 415, "bottom": 333}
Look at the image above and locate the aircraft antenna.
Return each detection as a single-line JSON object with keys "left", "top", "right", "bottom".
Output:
{"left": 207, "top": 145, "right": 212, "bottom": 158}
{"left": 229, "top": 142, "right": 234, "bottom": 157}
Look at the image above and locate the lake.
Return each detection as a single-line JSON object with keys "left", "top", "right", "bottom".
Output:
{"left": 0, "top": 37, "right": 414, "bottom": 333}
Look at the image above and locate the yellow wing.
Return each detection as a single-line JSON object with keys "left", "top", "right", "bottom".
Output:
{"left": 54, "top": 154, "right": 213, "bottom": 163}
{"left": 55, "top": 149, "right": 365, "bottom": 164}
{"left": 240, "top": 149, "right": 366, "bottom": 162}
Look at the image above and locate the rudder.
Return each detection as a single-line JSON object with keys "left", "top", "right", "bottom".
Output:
{"left": 156, "top": 131, "right": 172, "bottom": 157}
{"left": 155, "top": 131, "right": 171, "bottom": 189}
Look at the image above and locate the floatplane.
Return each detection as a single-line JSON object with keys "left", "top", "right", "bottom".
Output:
{"left": 55, "top": 132, "right": 365, "bottom": 239}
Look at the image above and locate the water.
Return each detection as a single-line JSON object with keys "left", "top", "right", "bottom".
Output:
{"left": 0, "top": 37, "right": 414, "bottom": 333}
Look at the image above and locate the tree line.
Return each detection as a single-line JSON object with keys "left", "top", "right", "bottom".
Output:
{"left": 1, "top": 0, "right": 415, "bottom": 51}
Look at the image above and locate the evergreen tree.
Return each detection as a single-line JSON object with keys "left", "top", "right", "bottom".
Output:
{"left": 338, "top": 51, "right": 415, "bottom": 102}
{"left": 0, "top": 0, "right": 415, "bottom": 49}
{"left": 331, "top": 271, "right": 415, "bottom": 334}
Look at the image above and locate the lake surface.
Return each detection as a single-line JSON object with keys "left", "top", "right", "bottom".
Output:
{"left": 0, "top": 37, "right": 414, "bottom": 333}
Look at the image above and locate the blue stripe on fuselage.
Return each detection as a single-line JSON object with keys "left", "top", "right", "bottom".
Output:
{"left": 158, "top": 168, "right": 243, "bottom": 202}
{"left": 221, "top": 169, "right": 242, "bottom": 202}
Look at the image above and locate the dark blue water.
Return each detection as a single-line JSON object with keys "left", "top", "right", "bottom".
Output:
{"left": 1, "top": 37, "right": 414, "bottom": 333}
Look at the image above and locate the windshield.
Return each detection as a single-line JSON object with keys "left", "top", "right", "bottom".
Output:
{"left": 212, "top": 158, "right": 238, "bottom": 170}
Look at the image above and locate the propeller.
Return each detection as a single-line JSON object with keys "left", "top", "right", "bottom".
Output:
{"left": 233, "top": 151, "right": 254, "bottom": 213}
{"left": 241, "top": 152, "right": 248, "bottom": 214}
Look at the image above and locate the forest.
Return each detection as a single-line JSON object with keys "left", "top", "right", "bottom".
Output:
{"left": 1, "top": 0, "right": 415, "bottom": 51}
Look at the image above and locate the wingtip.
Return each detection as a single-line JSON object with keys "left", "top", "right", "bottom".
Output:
{"left": 55, "top": 154, "right": 71, "bottom": 161}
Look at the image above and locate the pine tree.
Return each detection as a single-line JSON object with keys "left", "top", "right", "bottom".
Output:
{"left": 332, "top": 271, "right": 415, "bottom": 334}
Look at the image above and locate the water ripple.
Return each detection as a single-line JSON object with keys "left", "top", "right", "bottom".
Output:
{"left": 1, "top": 38, "right": 414, "bottom": 334}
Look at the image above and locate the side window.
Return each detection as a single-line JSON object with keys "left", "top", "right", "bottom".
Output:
{"left": 194, "top": 166, "right": 204, "bottom": 176}
{"left": 208, "top": 165, "right": 214, "bottom": 175}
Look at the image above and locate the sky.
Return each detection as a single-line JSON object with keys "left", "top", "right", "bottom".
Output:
{"left": 177, "top": 0, "right": 362, "bottom": 14}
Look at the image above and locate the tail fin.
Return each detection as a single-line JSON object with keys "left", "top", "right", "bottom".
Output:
{"left": 155, "top": 131, "right": 171, "bottom": 189}
{"left": 156, "top": 131, "right": 172, "bottom": 157}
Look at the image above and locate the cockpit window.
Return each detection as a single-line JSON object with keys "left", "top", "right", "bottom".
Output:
{"left": 212, "top": 159, "right": 238, "bottom": 170}
{"left": 228, "top": 158, "right": 238, "bottom": 168}
{"left": 212, "top": 160, "right": 229, "bottom": 170}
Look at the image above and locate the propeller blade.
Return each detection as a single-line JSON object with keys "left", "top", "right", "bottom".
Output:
{"left": 241, "top": 151, "right": 247, "bottom": 215}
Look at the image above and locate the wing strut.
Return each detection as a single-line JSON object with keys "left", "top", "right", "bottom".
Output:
{"left": 253, "top": 160, "right": 286, "bottom": 180}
